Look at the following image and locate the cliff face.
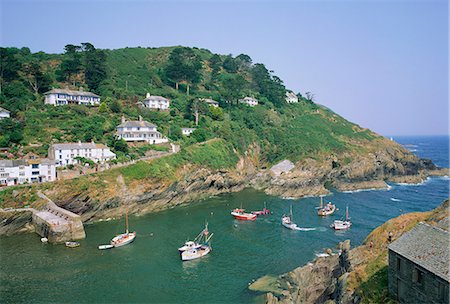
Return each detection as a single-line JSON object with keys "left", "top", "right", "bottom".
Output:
{"left": 251, "top": 199, "right": 449, "bottom": 304}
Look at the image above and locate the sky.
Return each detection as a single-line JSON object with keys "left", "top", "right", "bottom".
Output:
{"left": 1, "top": 0, "right": 448, "bottom": 136}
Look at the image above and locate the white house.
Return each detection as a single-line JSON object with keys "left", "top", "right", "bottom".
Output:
{"left": 239, "top": 97, "right": 259, "bottom": 107}
{"left": 0, "top": 107, "right": 10, "bottom": 120}
{"left": 285, "top": 91, "right": 299, "bottom": 103}
{"left": 116, "top": 116, "right": 168, "bottom": 144}
{"left": 200, "top": 98, "right": 219, "bottom": 108}
{"left": 182, "top": 128, "right": 196, "bottom": 136}
{"left": 0, "top": 158, "right": 56, "bottom": 186}
{"left": 48, "top": 141, "right": 116, "bottom": 167}
{"left": 141, "top": 93, "right": 170, "bottom": 110}
{"left": 44, "top": 88, "right": 101, "bottom": 106}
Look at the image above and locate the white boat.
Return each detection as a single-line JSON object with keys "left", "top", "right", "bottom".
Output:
{"left": 98, "top": 244, "right": 114, "bottom": 250}
{"left": 282, "top": 205, "right": 300, "bottom": 230}
{"left": 65, "top": 241, "right": 80, "bottom": 248}
{"left": 331, "top": 206, "right": 352, "bottom": 230}
{"left": 180, "top": 222, "right": 213, "bottom": 261}
{"left": 317, "top": 197, "right": 336, "bottom": 216}
{"left": 110, "top": 210, "right": 136, "bottom": 247}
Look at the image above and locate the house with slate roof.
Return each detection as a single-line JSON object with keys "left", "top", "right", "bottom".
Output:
{"left": 116, "top": 116, "right": 168, "bottom": 144}
{"left": 141, "top": 93, "right": 170, "bottom": 110}
{"left": 239, "top": 97, "right": 258, "bottom": 107}
{"left": 0, "top": 158, "right": 56, "bottom": 186}
{"left": 48, "top": 141, "right": 116, "bottom": 167}
{"left": 44, "top": 88, "right": 101, "bottom": 106}
{"left": 200, "top": 98, "right": 219, "bottom": 108}
{"left": 388, "top": 222, "right": 449, "bottom": 304}
{"left": 0, "top": 107, "right": 10, "bottom": 120}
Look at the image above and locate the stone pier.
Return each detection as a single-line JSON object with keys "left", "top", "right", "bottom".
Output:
{"left": 32, "top": 191, "right": 85, "bottom": 243}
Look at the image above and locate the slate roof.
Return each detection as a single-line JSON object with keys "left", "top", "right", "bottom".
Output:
{"left": 389, "top": 222, "right": 450, "bottom": 282}
{"left": 51, "top": 142, "right": 109, "bottom": 150}
{"left": 44, "top": 89, "right": 100, "bottom": 98}
{"left": 144, "top": 95, "right": 169, "bottom": 102}
{"left": 117, "top": 120, "right": 156, "bottom": 128}
{"left": 0, "top": 107, "right": 10, "bottom": 113}
{"left": 0, "top": 160, "right": 27, "bottom": 167}
{"left": 200, "top": 98, "right": 219, "bottom": 105}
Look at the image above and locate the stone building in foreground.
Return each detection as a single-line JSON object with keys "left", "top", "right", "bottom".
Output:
{"left": 388, "top": 222, "right": 449, "bottom": 304}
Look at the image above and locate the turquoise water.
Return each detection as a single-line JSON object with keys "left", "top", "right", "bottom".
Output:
{"left": 1, "top": 136, "right": 448, "bottom": 303}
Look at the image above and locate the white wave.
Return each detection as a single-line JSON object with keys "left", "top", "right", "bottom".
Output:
{"left": 394, "top": 177, "right": 430, "bottom": 186}
{"left": 294, "top": 227, "right": 316, "bottom": 231}
{"left": 390, "top": 198, "right": 402, "bottom": 202}
{"left": 315, "top": 253, "right": 330, "bottom": 258}
{"left": 342, "top": 186, "right": 391, "bottom": 193}
{"left": 408, "top": 149, "right": 418, "bottom": 152}
{"left": 282, "top": 196, "right": 297, "bottom": 200}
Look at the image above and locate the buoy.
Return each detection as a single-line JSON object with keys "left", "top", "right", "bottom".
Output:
{"left": 41, "top": 237, "right": 48, "bottom": 243}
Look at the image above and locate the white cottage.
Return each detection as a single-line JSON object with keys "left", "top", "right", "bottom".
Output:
{"left": 182, "top": 128, "right": 196, "bottom": 136}
{"left": 0, "top": 158, "right": 56, "bottom": 186}
{"left": 285, "top": 91, "right": 299, "bottom": 103}
{"left": 116, "top": 116, "right": 168, "bottom": 144}
{"left": 141, "top": 93, "right": 170, "bottom": 110}
{"left": 0, "top": 107, "right": 10, "bottom": 120}
{"left": 48, "top": 141, "right": 116, "bottom": 167}
{"left": 200, "top": 98, "right": 219, "bottom": 108}
{"left": 44, "top": 88, "right": 101, "bottom": 106}
{"left": 239, "top": 97, "right": 259, "bottom": 107}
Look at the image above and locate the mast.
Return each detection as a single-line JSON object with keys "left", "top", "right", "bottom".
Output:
{"left": 320, "top": 197, "right": 323, "bottom": 208}
{"left": 125, "top": 210, "right": 129, "bottom": 234}
{"left": 290, "top": 205, "right": 293, "bottom": 220}
{"left": 346, "top": 206, "right": 349, "bottom": 221}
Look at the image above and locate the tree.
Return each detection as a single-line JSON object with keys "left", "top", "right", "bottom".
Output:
{"left": 24, "top": 60, "right": 52, "bottom": 95}
{"left": 164, "top": 47, "right": 202, "bottom": 94}
{"left": 209, "top": 54, "right": 222, "bottom": 80}
{"left": 222, "top": 55, "right": 238, "bottom": 73}
{"left": 251, "top": 63, "right": 286, "bottom": 107}
{"left": 82, "top": 43, "right": 107, "bottom": 92}
{"left": 108, "top": 99, "right": 122, "bottom": 113}
{"left": 0, "top": 118, "right": 24, "bottom": 146}
{"left": 220, "top": 74, "right": 247, "bottom": 105}
{"left": 56, "top": 44, "right": 82, "bottom": 84}
{"left": 305, "top": 92, "right": 315, "bottom": 102}
{"left": 113, "top": 138, "right": 128, "bottom": 153}
{"left": 0, "top": 48, "right": 22, "bottom": 93}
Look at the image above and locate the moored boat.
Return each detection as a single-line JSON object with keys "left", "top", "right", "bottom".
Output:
{"left": 281, "top": 205, "right": 300, "bottom": 230}
{"left": 180, "top": 222, "right": 213, "bottom": 261}
{"left": 231, "top": 208, "right": 257, "bottom": 221}
{"left": 110, "top": 210, "right": 136, "bottom": 247}
{"left": 317, "top": 197, "right": 336, "bottom": 216}
{"left": 65, "top": 241, "right": 80, "bottom": 248}
{"left": 331, "top": 206, "right": 352, "bottom": 230}
{"left": 252, "top": 202, "right": 270, "bottom": 216}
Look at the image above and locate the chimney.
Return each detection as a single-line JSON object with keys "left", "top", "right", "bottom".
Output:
{"left": 121, "top": 116, "right": 126, "bottom": 123}
{"left": 139, "top": 115, "right": 143, "bottom": 121}
{"left": 78, "top": 140, "right": 82, "bottom": 145}
{"left": 79, "top": 87, "right": 84, "bottom": 92}
{"left": 146, "top": 92, "right": 150, "bottom": 99}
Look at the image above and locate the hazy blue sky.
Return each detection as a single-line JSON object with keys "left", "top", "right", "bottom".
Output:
{"left": 1, "top": 0, "right": 448, "bottom": 135}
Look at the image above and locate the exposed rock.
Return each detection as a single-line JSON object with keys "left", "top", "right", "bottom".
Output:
{"left": 270, "top": 160, "right": 295, "bottom": 176}
{"left": 0, "top": 211, "right": 34, "bottom": 235}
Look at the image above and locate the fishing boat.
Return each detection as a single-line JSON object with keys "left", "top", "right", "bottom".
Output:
{"left": 65, "top": 241, "right": 80, "bottom": 248}
{"left": 110, "top": 210, "right": 136, "bottom": 247}
{"left": 180, "top": 222, "right": 213, "bottom": 261}
{"left": 231, "top": 206, "right": 257, "bottom": 221}
{"left": 331, "top": 206, "right": 352, "bottom": 230}
{"left": 317, "top": 197, "right": 336, "bottom": 216}
{"left": 252, "top": 202, "right": 270, "bottom": 216}
{"left": 281, "top": 205, "right": 300, "bottom": 230}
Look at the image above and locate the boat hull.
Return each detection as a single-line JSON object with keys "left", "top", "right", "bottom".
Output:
{"left": 317, "top": 205, "right": 336, "bottom": 216}
{"left": 231, "top": 211, "right": 257, "bottom": 221}
{"left": 181, "top": 246, "right": 211, "bottom": 261}
{"left": 331, "top": 221, "right": 351, "bottom": 230}
{"left": 111, "top": 232, "right": 136, "bottom": 247}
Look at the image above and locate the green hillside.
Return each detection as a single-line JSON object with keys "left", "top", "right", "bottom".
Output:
{"left": 0, "top": 44, "right": 378, "bottom": 165}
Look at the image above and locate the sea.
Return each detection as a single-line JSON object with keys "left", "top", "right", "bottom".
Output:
{"left": 0, "top": 135, "right": 448, "bottom": 303}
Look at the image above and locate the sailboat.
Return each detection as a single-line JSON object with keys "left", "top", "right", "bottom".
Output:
{"left": 331, "top": 206, "right": 352, "bottom": 230}
{"left": 281, "top": 205, "right": 300, "bottom": 230}
{"left": 110, "top": 210, "right": 136, "bottom": 247}
{"left": 317, "top": 197, "right": 336, "bottom": 216}
{"left": 180, "top": 222, "right": 214, "bottom": 261}
{"left": 251, "top": 202, "right": 270, "bottom": 216}
{"left": 231, "top": 202, "right": 257, "bottom": 220}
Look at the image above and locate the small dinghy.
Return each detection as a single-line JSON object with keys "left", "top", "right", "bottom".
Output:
{"left": 331, "top": 206, "right": 352, "bottom": 230}
{"left": 317, "top": 197, "right": 336, "bottom": 216}
{"left": 98, "top": 244, "right": 114, "bottom": 250}
{"left": 41, "top": 237, "right": 48, "bottom": 243}
{"left": 252, "top": 202, "right": 270, "bottom": 216}
{"left": 180, "top": 222, "right": 213, "bottom": 261}
{"left": 65, "top": 241, "right": 80, "bottom": 248}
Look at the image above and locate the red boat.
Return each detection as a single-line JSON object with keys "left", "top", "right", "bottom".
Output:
{"left": 252, "top": 202, "right": 270, "bottom": 216}
{"left": 231, "top": 208, "right": 257, "bottom": 221}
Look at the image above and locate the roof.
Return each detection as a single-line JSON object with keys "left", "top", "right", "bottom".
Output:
{"left": 200, "top": 98, "right": 219, "bottom": 104}
{"left": 389, "top": 222, "right": 450, "bottom": 282}
{"left": 0, "top": 107, "right": 10, "bottom": 113}
{"left": 144, "top": 95, "right": 169, "bottom": 102}
{"left": 117, "top": 120, "right": 157, "bottom": 128}
{"left": 182, "top": 128, "right": 196, "bottom": 131}
{"left": 240, "top": 97, "right": 258, "bottom": 102}
{"left": 0, "top": 158, "right": 55, "bottom": 167}
{"left": 51, "top": 142, "right": 110, "bottom": 150}
{"left": 44, "top": 88, "right": 100, "bottom": 98}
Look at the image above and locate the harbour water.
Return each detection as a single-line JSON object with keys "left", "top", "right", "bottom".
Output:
{"left": 0, "top": 136, "right": 448, "bottom": 303}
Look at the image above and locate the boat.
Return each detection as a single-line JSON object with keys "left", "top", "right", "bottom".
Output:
{"left": 65, "top": 241, "right": 80, "bottom": 248}
{"left": 281, "top": 205, "right": 300, "bottom": 230}
{"left": 98, "top": 244, "right": 114, "bottom": 250}
{"left": 317, "top": 197, "right": 336, "bottom": 216}
{"left": 110, "top": 210, "right": 136, "bottom": 247}
{"left": 40, "top": 237, "right": 48, "bottom": 243}
{"left": 231, "top": 207, "right": 257, "bottom": 221}
{"left": 180, "top": 222, "right": 214, "bottom": 261}
{"left": 251, "top": 202, "right": 270, "bottom": 216}
{"left": 331, "top": 206, "right": 352, "bottom": 230}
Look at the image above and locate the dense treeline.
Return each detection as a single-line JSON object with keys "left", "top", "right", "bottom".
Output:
{"left": 0, "top": 44, "right": 374, "bottom": 164}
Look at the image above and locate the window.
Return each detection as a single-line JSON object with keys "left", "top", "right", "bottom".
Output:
{"left": 412, "top": 267, "right": 424, "bottom": 285}
{"left": 438, "top": 281, "right": 448, "bottom": 302}
{"left": 31, "top": 164, "right": 39, "bottom": 169}
{"left": 396, "top": 257, "right": 402, "bottom": 271}
{"left": 32, "top": 171, "right": 39, "bottom": 175}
